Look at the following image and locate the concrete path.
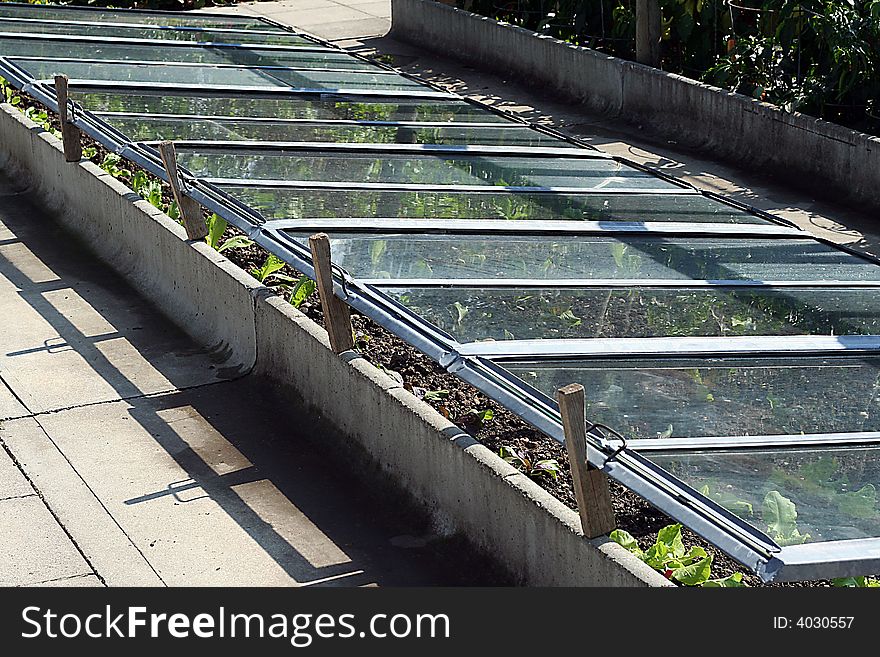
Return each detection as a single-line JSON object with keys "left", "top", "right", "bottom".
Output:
{"left": 222, "top": 0, "right": 391, "bottom": 41}
{"left": 0, "top": 170, "right": 484, "bottom": 587}
{"left": 211, "top": 0, "right": 877, "bottom": 253}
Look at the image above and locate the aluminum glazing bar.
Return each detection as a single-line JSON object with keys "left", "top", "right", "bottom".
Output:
{"left": 262, "top": 218, "right": 797, "bottom": 236}
{"left": 46, "top": 80, "right": 457, "bottom": 100}
{"left": 363, "top": 278, "right": 880, "bottom": 288}
{"left": 14, "top": 56, "right": 386, "bottom": 75}
{"left": 67, "top": 81, "right": 457, "bottom": 102}
{"left": 770, "top": 539, "right": 880, "bottom": 581}
{"left": 0, "top": 30, "right": 336, "bottom": 52}
{"left": 628, "top": 431, "right": 880, "bottom": 452}
{"left": 154, "top": 140, "right": 607, "bottom": 158}
{"left": 0, "top": 16, "right": 296, "bottom": 36}
{"left": 212, "top": 179, "right": 697, "bottom": 193}
{"left": 460, "top": 335, "right": 880, "bottom": 359}
{"left": 0, "top": 2, "right": 280, "bottom": 25}
{"left": 94, "top": 112, "right": 517, "bottom": 129}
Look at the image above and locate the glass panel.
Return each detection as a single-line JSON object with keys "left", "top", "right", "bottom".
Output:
{"left": 222, "top": 187, "right": 763, "bottom": 222}
{"left": 14, "top": 59, "right": 422, "bottom": 90}
{"left": 177, "top": 149, "right": 677, "bottom": 189}
{"left": 503, "top": 356, "right": 880, "bottom": 440}
{"left": 104, "top": 115, "right": 575, "bottom": 147}
{"left": 0, "top": 37, "right": 369, "bottom": 67}
{"left": 73, "top": 91, "right": 508, "bottom": 123}
{"left": 382, "top": 287, "right": 880, "bottom": 342}
{"left": 0, "top": 20, "right": 313, "bottom": 45}
{"left": 0, "top": 5, "right": 275, "bottom": 29}
{"left": 279, "top": 234, "right": 880, "bottom": 281}
{"left": 648, "top": 445, "right": 880, "bottom": 544}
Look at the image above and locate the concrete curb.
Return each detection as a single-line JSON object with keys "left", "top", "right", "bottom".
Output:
{"left": 0, "top": 103, "right": 669, "bottom": 587}
{"left": 390, "top": 0, "right": 880, "bottom": 208}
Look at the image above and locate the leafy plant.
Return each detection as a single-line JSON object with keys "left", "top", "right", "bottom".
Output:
{"left": 250, "top": 254, "right": 290, "bottom": 284}
{"left": 288, "top": 275, "right": 317, "bottom": 308}
{"left": 762, "top": 490, "right": 810, "bottom": 546}
{"left": 832, "top": 576, "right": 880, "bottom": 588}
{"left": 99, "top": 153, "right": 131, "bottom": 180}
{"left": 205, "top": 213, "right": 253, "bottom": 254}
{"left": 611, "top": 523, "right": 748, "bottom": 586}
{"left": 699, "top": 483, "right": 754, "bottom": 517}
{"left": 464, "top": 407, "right": 495, "bottom": 428}
{"left": 499, "top": 446, "right": 562, "bottom": 481}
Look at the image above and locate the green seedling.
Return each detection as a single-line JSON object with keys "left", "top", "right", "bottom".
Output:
{"left": 205, "top": 213, "right": 254, "bottom": 254}
{"left": 611, "top": 523, "right": 748, "bottom": 587}
{"left": 499, "top": 446, "right": 561, "bottom": 481}
{"left": 832, "top": 576, "right": 880, "bottom": 588}
{"left": 762, "top": 490, "right": 810, "bottom": 546}
{"left": 288, "top": 275, "right": 316, "bottom": 308}
{"left": 462, "top": 407, "right": 494, "bottom": 429}
{"left": 99, "top": 153, "right": 131, "bottom": 180}
{"left": 250, "top": 254, "right": 293, "bottom": 285}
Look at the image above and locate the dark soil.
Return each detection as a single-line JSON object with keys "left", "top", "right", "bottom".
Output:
{"left": 4, "top": 91, "right": 846, "bottom": 589}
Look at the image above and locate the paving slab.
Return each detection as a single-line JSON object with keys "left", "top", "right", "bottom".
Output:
{"left": 0, "top": 378, "right": 27, "bottom": 420}
{"left": 33, "top": 379, "right": 481, "bottom": 586}
{"left": 1, "top": 416, "right": 163, "bottom": 587}
{"left": 0, "top": 443, "right": 32, "bottom": 500}
{"left": 0, "top": 495, "right": 93, "bottom": 586}
{"left": 0, "top": 173, "right": 233, "bottom": 414}
{"left": 299, "top": 16, "right": 390, "bottom": 38}
{"left": 25, "top": 574, "right": 104, "bottom": 587}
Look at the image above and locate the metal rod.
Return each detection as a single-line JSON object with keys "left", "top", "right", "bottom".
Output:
{"left": 362, "top": 278, "right": 880, "bottom": 289}
{"left": 460, "top": 335, "right": 880, "bottom": 359}
{"left": 261, "top": 218, "right": 797, "bottom": 237}
{"left": 149, "top": 140, "right": 608, "bottom": 158}
{"left": 96, "top": 112, "right": 517, "bottom": 129}
{"left": 209, "top": 179, "right": 697, "bottom": 193}
{"left": 0, "top": 30, "right": 336, "bottom": 52}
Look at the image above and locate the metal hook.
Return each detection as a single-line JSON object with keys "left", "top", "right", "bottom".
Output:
{"left": 587, "top": 422, "right": 628, "bottom": 463}
{"left": 330, "top": 261, "right": 350, "bottom": 298}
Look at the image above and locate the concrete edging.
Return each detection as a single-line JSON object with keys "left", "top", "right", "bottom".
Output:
{"left": 0, "top": 103, "right": 669, "bottom": 587}
{"left": 390, "top": 0, "right": 880, "bottom": 208}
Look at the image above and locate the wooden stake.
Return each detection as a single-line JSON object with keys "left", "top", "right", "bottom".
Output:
{"left": 157, "top": 140, "right": 208, "bottom": 240}
{"left": 636, "top": 0, "right": 662, "bottom": 68}
{"left": 309, "top": 233, "right": 355, "bottom": 354}
{"left": 557, "top": 383, "right": 616, "bottom": 538}
{"left": 54, "top": 74, "right": 82, "bottom": 163}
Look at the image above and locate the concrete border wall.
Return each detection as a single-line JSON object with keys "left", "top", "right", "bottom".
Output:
{"left": 390, "top": 0, "right": 880, "bottom": 207}
{"left": 0, "top": 103, "right": 669, "bottom": 587}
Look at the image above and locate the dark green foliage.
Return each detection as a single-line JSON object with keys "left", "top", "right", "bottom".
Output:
{"left": 459, "top": 0, "right": 880, "bottom": 133}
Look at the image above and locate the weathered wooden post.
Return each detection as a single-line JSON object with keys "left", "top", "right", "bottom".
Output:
{"left": 157, "top": 140, "right": 208, "bottom": 240}
{"left": 557, "top": 383, "right": 616, "bottom": 538}
{"left": 309, "top": 233, "right": 355, "bottom": 354}
{"left": 54, "top": 74, "right": 82, "bottom": 162}
{"left": 636, "top": 0, "right": 662, "bottom": 68}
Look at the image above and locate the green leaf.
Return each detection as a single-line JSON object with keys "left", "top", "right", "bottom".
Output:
{"left": 251, "top": 254, "right": 286, "bottom": 283}
{"left": 474, "top": 409, "right": 494, "bottom": 423}
{"left": 217, "top": 235, "right": 254, "bottom": 254}
{"left": 702, "top": 572, "right": 748, "bottom": 588}
{"left": 289, "top": 276, "right": 316, "bottom": 308}
{"left": 533, "top": 459, "right": 561, "bottom": 479}
{"left": 609, "top": 529, "right": 643, "bottom": 558}
{"left": 423, "top": 389, "right": 449, "bottom": 402}
{"left": 643, "top": 542, "right": 671, "bottom": 570}
{"left": 206, "top": 213, "right": 227, "bottom": 251}
{"left": 656, "top": 523, "right": 685, "bottom": 558}
{"left": 678, "top": 545, "right": 708, "bottom": 566}
{"left": 763, "top": 490, "right": 799, "bottom": 540}
{"left": 672, "top": 555, "right": 713, "bottom": 586}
